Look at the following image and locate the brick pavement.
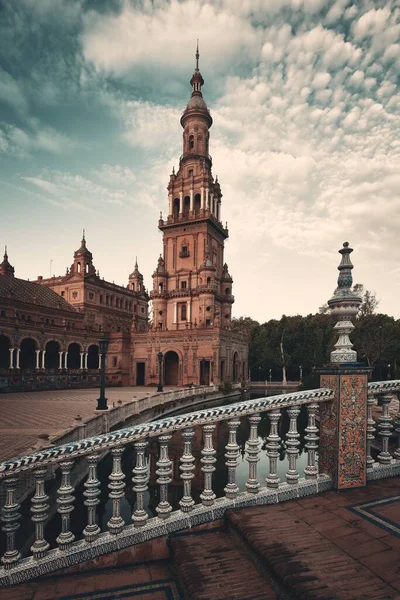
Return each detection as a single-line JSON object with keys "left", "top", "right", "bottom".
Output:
{"left": 0, "top": 387, "right": 177, "bottom": 462}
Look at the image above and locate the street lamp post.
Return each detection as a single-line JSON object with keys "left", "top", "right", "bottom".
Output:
{"left": 157, "top": 352, "right": 163, "bottom": 392}
{"left": 96, "top": 332, "right": 110, "bottom": 411}
{"left": 258, "top": 366, "right": 261, "bottom": 382}
{"left": 299, "top": 365, "right": 303, "bottom": 382}
{"left": 269, "top": 368, "right": 272, "bottom": 383}
{"left": 387, "top": 363, "right": 391, "bottom": 380}
{"left": 378, "top": 325, "right": 383, "bottom": 381}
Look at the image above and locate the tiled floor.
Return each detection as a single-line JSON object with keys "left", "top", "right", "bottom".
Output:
{"left": 0, "top": 387, "right": 177, "bottom": 461}
{"left": 0, "top": 561, "right": 182, "bottom": 600}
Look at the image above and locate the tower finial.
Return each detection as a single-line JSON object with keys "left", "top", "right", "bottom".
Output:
{"left": 82, "top": 228, "right": 85, "bottom": 240}
{"left": 196, "top": 39, "right": 199, "bottom": 71}
{"left": 4, "top": 245, "right": 7, "bottom": 258}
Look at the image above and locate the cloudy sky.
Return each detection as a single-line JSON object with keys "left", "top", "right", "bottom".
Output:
{"left": 0, "top": 0, "right": 399, "bottom": 322}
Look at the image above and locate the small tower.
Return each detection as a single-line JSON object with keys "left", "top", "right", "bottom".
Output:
{"left": 129, "top": 258, "right": 144, "bottom": 293}
{"left": 0, "top": 246, "right": 15, "bottom": 276}
{"left": 152, "top": 255, "right": 168, "bottom": 330}
{"left": 71, "top": 231, "right": 96, "bottom": 277}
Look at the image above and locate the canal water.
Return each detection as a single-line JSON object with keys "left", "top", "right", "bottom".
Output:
{"left": 10, "top": 391, "right": 311, "bottom": 557}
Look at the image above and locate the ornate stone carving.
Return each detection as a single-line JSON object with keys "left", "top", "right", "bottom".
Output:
{"left": 107, "top": 447, "right": 125, "bottom": 535}
{"left": 285, "top": 406, "right": 300, "bottom": 484}
{"left": 377, "top": 393, "right": 394, "bottom": 464}
{"left": 179, "top": 427, "right": 195, "bottom": 512}
{"left": 224, "top": 419, "right": 240, "bottom": 499}
{"left": 328, "top": 242, "right": 362, "bottom": 363}
{"left": 246, "top": 414, "right": 261, "bottom": 494}
{"left": 30, "top": 467, "right": 50, "bottom": 559}
{"left": 132, "top": 441, "right": 149, "bottom": 527}
{"left": 366, "top": 394, "right": 376, "bottom": 468}
{"left": 83, "top": 453, "right": 101, "bottom": 543}
{"left": 200, "top": 424, "right": 216, "bottom": 506}
{"left": 1, "top": 475, "right": 21, "bottom": 569}
{"left": 304, "top": 404, "right": 319, "bottom": 479}
{"left": 156, "top": 435, "right": 172, "bottom": 519}
{"left": 266, "top": 409, "right": 281, "bottom": 488}
{"left": 56, "top": 460, "right": 75, "bottom": 550}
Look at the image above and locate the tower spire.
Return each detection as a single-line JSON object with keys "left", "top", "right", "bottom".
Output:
{"left": 196, "top": 39, "right": 199, "bottom": 71}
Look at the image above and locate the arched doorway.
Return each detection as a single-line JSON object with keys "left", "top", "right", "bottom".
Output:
{"left": 67, "top": 343, "right": 81, "bottom": 369}
{"left": 45, "top": 340, "right": 60, "bottom": 369}
{"left": 0, "top": 335, "right": 10, "bottom": 369}
{"left": 87, "top": 344, "right": 99, "bottom": 369}
{"left": 232, "top": 352, "right": 239, "bottom": 383}
{"left": 20, "top": 338, "right": 37, "bottom": 369}
{"left": 164, "top": 351, "right": 179, "bottom": 386}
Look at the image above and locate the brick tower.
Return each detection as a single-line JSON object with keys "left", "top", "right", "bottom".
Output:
{"left": 131, "top": 47, "right": 248, "bottom": 387}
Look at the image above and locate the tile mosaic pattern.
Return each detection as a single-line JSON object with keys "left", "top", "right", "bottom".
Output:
{"left": 347, "top": 495, "right": 400, "bottom": 538}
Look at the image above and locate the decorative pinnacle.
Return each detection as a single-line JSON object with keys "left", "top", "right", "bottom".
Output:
{"left": 328, "top": 241, "right": 362, "bottom": 364}
{"left": 196, "top": 40, "right": 199, "bottom": 71}
{"left": 4, "top": 245, "right": 7, "bottom": 258}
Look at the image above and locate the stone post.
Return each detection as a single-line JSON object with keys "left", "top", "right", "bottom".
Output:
{"left": 41, "top": 350, "right": 46, "bottom": 369}
{"left": 16, "top": 349, "right": 20, "bottom": 369}
{"left": 58, "top": 351, "right": 63, "bottom": 370}
{"left": 319, "top": 242, "right": 370, "bottom": 490}
{"left": 9, "top": 348, "right": 14, "bottom": 369}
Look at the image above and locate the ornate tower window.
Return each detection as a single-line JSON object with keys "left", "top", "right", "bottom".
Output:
{"left": 189, "top": 135, "right": 194, "bottom": 150}
{"left": 180, "top": 304, "right": 187, "bottom": 321}
{"left": 179, "top": 242, "right": 190, "bottom": 258}
{"left": 181, "top": 281, "right": 187, "bottom": 290}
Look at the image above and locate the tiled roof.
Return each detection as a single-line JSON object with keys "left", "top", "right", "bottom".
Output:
{"left": 0, "top": 275, "right": 77, "bottom": 313}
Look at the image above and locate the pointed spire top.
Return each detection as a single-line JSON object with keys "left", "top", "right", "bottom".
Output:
{"left": 81, "top": 229, "right": 86, "bottom": 248}
{"left": 135, "top": 256, "right": 138, "bottom": 269}
{"left": 172, "top": 166, "right": 175, "bottom": 176}
{"left": 0, "top": 245, "right": 14, "bottom": 276}
{"left": 196, "top": 39, "right": 199, "bottom": 71}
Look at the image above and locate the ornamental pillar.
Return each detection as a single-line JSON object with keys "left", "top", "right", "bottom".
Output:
{"left": 35, "top": 350, "right": 40, "bottom": 369}
{"left": 41, "top": 350, "right": 46, "bottom": 369}
{"left": 84, "top": 353, "right": 88, "bottom": 370}
{"left": 9, "top": 348, "right": 14, "bottom": 369}
{"left": 189, "top": 188, "right": 194, "bottom": 212}
{"left": 64, "top": 352, "right": 68, "bottom": 370}
{"left": 58, "top": 351, "right": 63, "bottom": 370}
{"left": 16, "top": 349, "right": 20, "bottom": 369}
{"left": 179, "top": 191, "right": 183, "bottom": 217}
{"left": 205, "top": 188, "right": 209, "bottom": 210}
{"left": 318, "top": 242, "right": 370, "bottom": 490}
{"left": 168, "top": 193, "right": 173, "bottom": 217}
{"left": 80, "top": 353, "right": 84, "bottom": 370}
{"left": 200, "top": 186, "right": 204, "bottom": 210}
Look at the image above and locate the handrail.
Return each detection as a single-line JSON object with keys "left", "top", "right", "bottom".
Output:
{"left": 0, "top": 387, "right": 333, "bottom": 477}
{"left": 367, "top": 380, "right": 400, "bottom": 394}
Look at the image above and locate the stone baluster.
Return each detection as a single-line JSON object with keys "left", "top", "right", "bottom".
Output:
{"left": 304, "top": 403, "right": 319, "bottom": 479}
{"left": 83, "top": 453, "right": 101, "bottom": 542}
{"left": 366, "top": 394, "right": 377, "bottom": 468}
{"left": 107, "top": 447, "right": 125, "bottom": 535}
{"left": 1, "top": 475, "right": 21, "bottom": 569}
{"left": 246, "top": 414, "right": 261, "bottom": 494}
{"left": 56, "top": 460, "right": 75, "bottom": 550}
{"left": 30, "top": 466, "right": 50, "bottom": 559}
{"left": 132, "top": 441, "right": 149, "bottom": 527}
{"left": 200, "top": 424, "right": 216, "bottom": 506}
{"left": 156, "top": 435, "right": 172, "bottom": 519}
{"left": 224, "top": 419, "right": 240, "bottom": 499}
{"left": 377, "top": 393, "right": 394, "bottom": 464}
{"left": 285, "top": 406, "right": 300, "bottom": 484}
{"left": 179, "top": 427, "right": 195, "bottom": 512}
{"left": 395, "top": 393, "right": 400, "bottom": 460}
{"left": 266, "top": 409, "right": 281, "bottom": 488}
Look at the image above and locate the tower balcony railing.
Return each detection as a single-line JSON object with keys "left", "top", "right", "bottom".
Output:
{"left": 179, "top": 152, "right": 212, "bottom": 164}
{"left": 1, "top": 381, "right": 399, "bottom": 585}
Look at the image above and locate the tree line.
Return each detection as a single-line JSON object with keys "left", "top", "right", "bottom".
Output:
{"left": 232, "top": 286, "right": 400, "bottom": 387}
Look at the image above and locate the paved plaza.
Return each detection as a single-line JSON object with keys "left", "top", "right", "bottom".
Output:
{"left": 0, "top": 387, "right": 177, "bottom": 462}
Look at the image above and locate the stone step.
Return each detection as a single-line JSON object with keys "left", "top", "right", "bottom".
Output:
{"left": 226, "top": 505, "right": 399, "bottom": 600}
{"left": 169, "top": 528, "right": 278, "bottom": 600}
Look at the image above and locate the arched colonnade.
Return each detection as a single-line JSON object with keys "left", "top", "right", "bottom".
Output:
{"left": 0, "top": 334, "right": 100, "bottom": 371}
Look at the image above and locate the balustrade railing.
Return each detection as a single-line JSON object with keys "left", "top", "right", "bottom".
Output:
{"left": 1, "top": 381, "right": 399, "bottom": 585}
{"left": 365, "top": 380, "right": 400, "bottom": 478}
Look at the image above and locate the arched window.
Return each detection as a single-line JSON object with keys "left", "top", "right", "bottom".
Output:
{"left": 194, "top": 194, "right": 201, "bottom": 215}
{"left": 207, "top": 277, "right": 211, "bottom": 286}
{"left": 181, "top": 304, "right": 187, "bottom": 321}
{"left": 183, "top": 196, "right": 190, "bottom": 217}
{"left": 189, "top": 135, "right": 194, "bottom": 150}
{"left": 131, "top": 282, "right": 135, "bottom": 291}
{"left": 85, "top": 263, "right": 89, "bottom": 274}
{"left": 173, "top": 198, "right": 180, "bottom": 219}
{"left": 77, "top": 262, "right": 81, "bottom": 273}
{"left": 225, "top": 287, "right": 230, "bottom": 295}
{"left": 158, "top": 282, "right": 163, "bottom": 293}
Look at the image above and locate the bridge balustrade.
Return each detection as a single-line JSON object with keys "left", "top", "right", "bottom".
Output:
{"left": 1, "top": 382, "right": 399, "bottom": 586}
